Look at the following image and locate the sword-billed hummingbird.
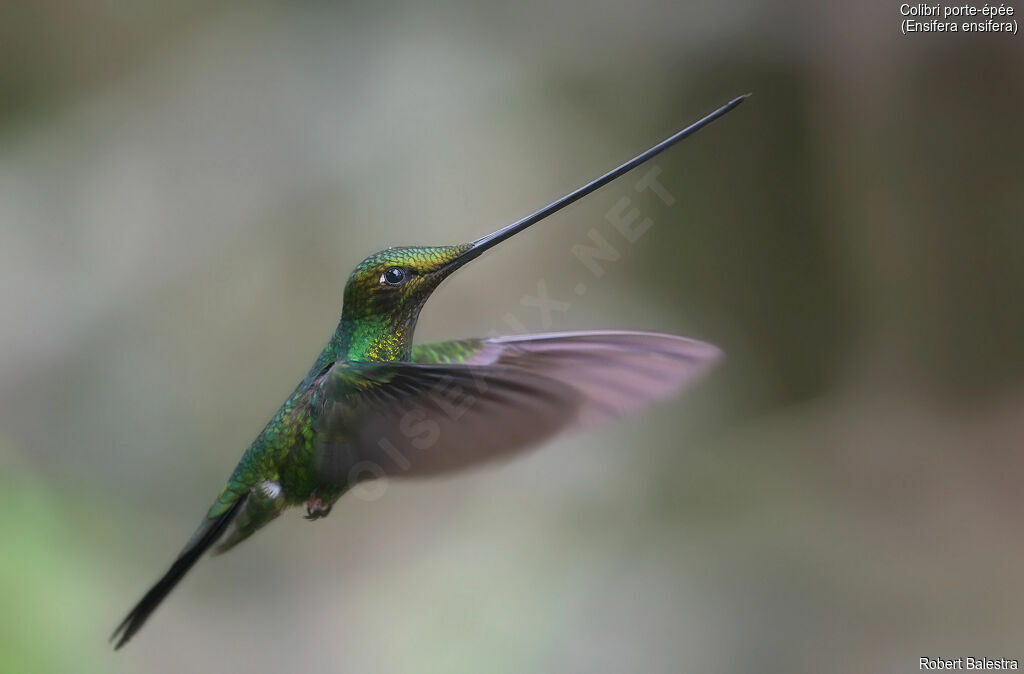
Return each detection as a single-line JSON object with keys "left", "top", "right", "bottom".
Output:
{"left": 111, "top": 94, "right": 747, "bottom": 649}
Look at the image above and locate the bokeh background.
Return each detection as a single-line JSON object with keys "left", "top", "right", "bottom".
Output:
{"left": 2, "top": 2, "right": 1022, "bottom": 672}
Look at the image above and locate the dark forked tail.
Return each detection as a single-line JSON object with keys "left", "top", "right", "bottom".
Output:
{"left": 111, "top": 497, "right": 246, "bottom": 650}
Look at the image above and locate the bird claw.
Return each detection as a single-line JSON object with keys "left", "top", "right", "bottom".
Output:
{"left": 305, "top": 493, "right": 333, "bottom": 521}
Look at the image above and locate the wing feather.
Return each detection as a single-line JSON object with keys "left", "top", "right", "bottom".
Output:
{"left": 316, "top": 331, "right": 721, "bottom": 484}
{"left": 414, "top": 331, "right": 722, "bottom": 425}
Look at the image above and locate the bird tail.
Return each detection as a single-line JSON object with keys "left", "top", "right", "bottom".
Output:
{"left": 110, "top": 496, "right": 246, "bottom": 650}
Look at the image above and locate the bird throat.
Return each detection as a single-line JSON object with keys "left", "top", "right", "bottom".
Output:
{"left": 339, "top": 312, "right": 417, "bottom": 362}
{"left": 310, "top": 304, "right": 422, "bottom": 374}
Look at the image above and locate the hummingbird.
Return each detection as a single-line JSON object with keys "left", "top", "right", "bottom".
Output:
{"left": 111, "top": 94, "right": 747, "bottom": 649}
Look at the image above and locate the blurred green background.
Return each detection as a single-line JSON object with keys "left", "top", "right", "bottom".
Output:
{"left": 1, "top": 2, "right": 1022, "bottom": 673}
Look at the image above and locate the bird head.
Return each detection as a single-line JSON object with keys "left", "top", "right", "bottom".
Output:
{"left": 341, "top": 245, "right": 472, "bottom": 323}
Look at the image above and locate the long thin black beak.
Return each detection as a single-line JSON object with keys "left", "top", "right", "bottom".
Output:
{"left": 449, "top": 93, "right": 748, "bottom": 269}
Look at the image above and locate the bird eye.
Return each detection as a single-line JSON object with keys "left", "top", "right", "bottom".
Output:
{"left": 381, "top": 267, "right": 407, "bottom": 286}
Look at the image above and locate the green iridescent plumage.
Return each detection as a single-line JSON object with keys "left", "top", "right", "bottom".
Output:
{"left": 209, "top": 245, "right": 473, "bottom": 530}
{"left": 410, "top": 338, "right": 485, "bottom": 364}
{"left": 111, "top": 95, "right": 745, "bottom": 651}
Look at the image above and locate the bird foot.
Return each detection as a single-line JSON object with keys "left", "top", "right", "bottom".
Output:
{"left": 305, "top": 493, "right": 333, "bottom": 521}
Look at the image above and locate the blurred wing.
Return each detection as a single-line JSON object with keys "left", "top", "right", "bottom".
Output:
{"left": 412, "top": 331, "right": 722, "bottom": 426}
{"left": 314, "top": 361, "right": 584, "bottom": 481}
{"left": 317, "top": 331, "right": 721, "bottom": 484}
